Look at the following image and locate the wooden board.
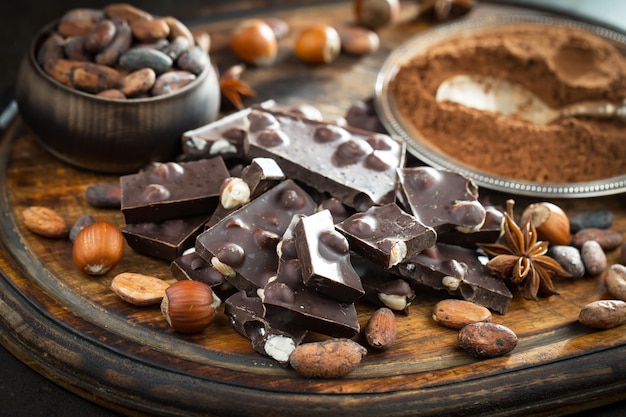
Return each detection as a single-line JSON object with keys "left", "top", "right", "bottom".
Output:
{"left": 1, "top": 2, "right": 626, "bottom": 416}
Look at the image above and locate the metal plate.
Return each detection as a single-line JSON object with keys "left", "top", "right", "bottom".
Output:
{"left": 375, "top": 14, "right": 626, "bottom": 198}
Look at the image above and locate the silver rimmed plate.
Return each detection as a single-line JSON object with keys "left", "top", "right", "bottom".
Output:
{"left": 375, "top": 14, "right": 626, "bottom": 198}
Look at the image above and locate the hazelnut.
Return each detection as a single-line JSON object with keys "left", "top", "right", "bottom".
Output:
{"left": 520, "top": 202, "right": 571, "bottom": 246}
{"left": 230, "top": 19, "right": 278, "bottom": 67}
{"left": 294, "top": 25, "right": 341, "bottom": 65}
{"left": 160, "top": 280, "right": 221, "bottom": 333}
{"left": 72, "top": 221, "right": 125, "bottom": 275}
{"left": 353, "top": 0, "right": 400, "bottom": 30}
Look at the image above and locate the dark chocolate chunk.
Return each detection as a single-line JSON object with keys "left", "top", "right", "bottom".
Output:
{"left": 207, "top": 157, "right": 285, "bottom": 227}
{"left": 263, "top": 215, "right": 360, "bottom": 338}
{"left": 122, "top": 215, "right": 209, "bottom": 261}
{"left": 170, "top": 250, "right": 228, "bottom": 288}
{"left": 437, "top": 205, "right": 504, "bottom": 248}
{"left": 294, "top": 210, "right": 364, "bottom": 303}
{"left": 397, "top": 167, "right": 486, "bottom": 233}
{"left": 336, "top": 202, "right": 436, "bottom": 268}
{"left": 120, "top": 158, "right": 229, "bottom": 224}
{"left": 246, "top": 107, "right": 405, "bottom": 211}
{"left": 394, "top": 243, "right": 512, "bottom": 314}
{"left": 195, "top": 180, "right": 316, "bottom": 292}
{"left": 224, "top": 290, "right": 307, "bottom": 364}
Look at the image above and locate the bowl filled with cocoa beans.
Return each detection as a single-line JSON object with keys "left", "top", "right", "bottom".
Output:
{"left": 15, "top": 3, "right": 220, "bottom": 174}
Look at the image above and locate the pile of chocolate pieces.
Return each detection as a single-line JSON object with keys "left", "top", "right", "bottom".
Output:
{"left": 118, "top": 101, "right": 512, "bottom": 364}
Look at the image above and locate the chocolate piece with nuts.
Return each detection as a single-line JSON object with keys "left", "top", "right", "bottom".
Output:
{"left": 121, "top": 158, "right": 229, "bottom": 224}
{"left": 336, "top": 202, "right": 436, "bottom": 268}
{"left": 195, "top": 180, "right": 316, "bottom": 292}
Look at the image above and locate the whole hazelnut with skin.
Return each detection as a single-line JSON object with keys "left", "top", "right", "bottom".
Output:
{"left": 161, "top": 280, "right": 221, "bottom": 333}
{"left": 354, "top": 0, "right": 400, "bottom": 30}
{"left": 520, "top": 202, "right": 571, "bottom": 246}
{"left": 230, "top": 19, "right": 278, "bottom": 67}
{"left": 294, "top": 25, "right": 341, "bottom": 65}
{"left": 72, "top": 221, "right": 125, "bottom": 275}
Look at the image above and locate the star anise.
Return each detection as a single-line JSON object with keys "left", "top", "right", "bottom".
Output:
{"left": 219, "top": 64, "right": 257, "bottom": 110}
{"left": 416, "top": 0, "right": 475, "bottom": 21}
{"left": 477, "top": 199, "right": 571, "bottom": 300}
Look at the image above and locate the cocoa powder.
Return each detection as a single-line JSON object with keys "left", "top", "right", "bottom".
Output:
{"left": 390, "top": 24, "right": 626, "bottom": 183}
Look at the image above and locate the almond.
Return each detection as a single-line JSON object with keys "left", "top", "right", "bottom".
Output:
{"left": 432, "top": 299, "right": 492, "bottom": 329}
{"left": 364, "top": 307, "right": 396, "bottom": 349}
{"left": 289, "top": 339, "right": 367, "bottom": 378}
{"left": 22, "top": 206, "right": 69, "bottom": 238}
{"left": 111, "top": 272, "right": 171, "bottom": 306}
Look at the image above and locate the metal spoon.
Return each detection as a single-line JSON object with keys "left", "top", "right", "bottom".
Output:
{"left": 435, "top": 74, "right": 626, "bottom": 125}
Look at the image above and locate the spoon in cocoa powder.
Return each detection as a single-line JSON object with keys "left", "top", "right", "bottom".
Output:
{"left": 436, "top": 74, "right": 626, "bottom": 125}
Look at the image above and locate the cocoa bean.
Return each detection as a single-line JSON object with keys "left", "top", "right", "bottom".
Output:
{"left": 458, "top": 322, "right": 518, "bottom": 358}
{"left": 289, "top": 339, "right": 367, "bottom": 378}
{"left": 85, "top": 20, "right": 117, "bottom": 53}
{"left": 85, "top": 183, "right": 122, "bottom": 208}
{"left": 69, "top": 214, "right": 95, "bottom": 241}
{"left": 63, "top": 36, "right": 91, "bottom": 61}
{"left": 43, "top": 59, "right": 77, "bottom": 88}
{"left": 605, "top": 264, "right": 626, "bottom": 302}
{"left": 95, "top": 18, "right": 132, "bottom": 66}
{"left": 104, "top": 3, "right": 153, "bottom": 22}
{"left": 432, "top": 299, "right": 492, "bottom": 329}
{"left": 578, "top": 299, "right": 626, "bottom": 329}
{"left": 37, "top": 33, "right": 65, "bottom": 67}
{"left": 364, "top": 307, "right": 396, "bottom": 349}
{"left": 120, "top": 68, "right": 157, "bottom": 97}
{"left": 549, "top": 245, "right": 585, "bottom": 278}
{"left": 97, "top": 89, "right": 126, "bottom": 99}
{"left": 119, "top": 47, "right": 172, "bottom": 74}
{"left": 58, "top": 8, "right": 103, "bottom": 37}
{"left": 571, "top": 228, "right": 624, "bottom": 251}
{"left": 581, "top": 240, "right": 607, "bottom": 276}
{"left": 151, "top": 70, "right": 196, "bottom": 96}
{"left": 69, "top": 61, "right": 121, "bottom": 93}
{"left": 569, "top": 210, "right": 615, "bottom": 233}
{"left": 163, "top": 36, "right": 191, "bottom": 60}
{"left": 130, "top": 18, "right": 170, "bottom": 43}
{"left": 163, "top": 16, "right": 195, "bottom": 46}
{"left": 176, "top": 45, "right": 208, "bottom": 75}
{"left": 22, "top": 206, "right": 69, "bottom": 239}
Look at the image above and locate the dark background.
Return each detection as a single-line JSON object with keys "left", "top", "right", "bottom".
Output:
{"left": 1, "top": 1, "right": 625, "bottom": 416}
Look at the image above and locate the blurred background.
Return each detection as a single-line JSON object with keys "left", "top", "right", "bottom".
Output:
{"left": 0, "top": 1, "right": 625, "bottom": 416}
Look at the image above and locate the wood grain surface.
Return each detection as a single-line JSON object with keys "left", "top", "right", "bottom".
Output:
{"left": 1, "top": 2, "right": 626, "bottom": 416}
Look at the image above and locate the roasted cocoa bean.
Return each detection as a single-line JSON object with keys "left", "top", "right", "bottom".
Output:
{"left": 95, "top": 18, "right": 132, "bottom": 66}
{"left": 58, "top": 8, "right": 103, "bottom": 37}
{"left": 120, "top": 68, "right": 156, "bottom": 97}
{"left": 151, "top": 70, "right": 196, "bottom": 96}
{"left": 68, "top": 61, "right": 121, "bottom": 93}
{"left": 549, "top": 245, "right": 585, "bottom": 278}
{"left": 578, "top": 300, "right": 626, "bottom": 329}
{"left": 605, "top": 264, "right": 626, "bottom": 302}
{"left": 130, "top": 18, "right": 170, "bottom": 43}
{"left": 97, "top": 88, "right": 126, "bottom": 99}
{"left": 63, "top": 36, "right": 91, "bottom": 61}
{"left": 581, "top": 240, "right": 607, "bottom": 276}
{"left": 85, "top": 183, "right": 122, "bottom": 208}
{"left": 458, "top": 322, "right": 518, "bottom": 358}
{"left": 163, "top": 35, "right": 191, "bottom": 60}
{"left": 84, "top": 20, "right": 117, "bottom": 53}
{"left": 43, "top": 59, "right": 78, "bottom": 87}
{"left": 37, "top": 33, "right": 65, "bottom": 66}
{"left": 176, "top": 45, "right": 208, "bottom": 75}
{"left": 69, "top": 214, "right": 96, "bottom": 241}
{"left": 104, "top": 3, "right": 153, "bottom": 22}
{"left": 569, "top": 210, "right": 615, "bottom": 233}
{"left": 163, "top": 16, "right": 195, "bottom": 46}
{"left": 571, "top": 228, "right": 624, "bottom": 251}
{"left": 119, "top": 47, "right": 172, "bottom": 74}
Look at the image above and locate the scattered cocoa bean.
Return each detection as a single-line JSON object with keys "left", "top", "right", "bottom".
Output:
{"left": 578, "top": 299, "right": 626, "bottom": 329}
{"left": 549, "top": 245, "right": 585, "bottom": 278}
{"left": 581, "top": 240, "right": 607, "bottom": 276}
{"left": 289, "top": 339, "right": 367, "bottom": 378}
{"left": 111, "top": 272, "right": 171, "bottom": 306}
{"left": 69, "top": 214, "right": 96, "bottom": 241}
{"left": 22, "top": 206, "right": 69, "bottom": 238}
{"left": 571, "top": 228, "right": 624, "bottom": 251}
{"left": 120, "top": 67, "right": 157, "bottom": 97}
{"left": 364, "top": 307, "right": 396, "bottom": 349}
{"left": 151, "top": 70, "right": 196, "bottom": 96}
{"left": 457, "top": 322, "right": 517, "bottom": 358}
{"left": 130, "top": 18, "right": 170, "bottom": 43}
{"left": 176, "top": 45, "right": 208, "bottom": 75}
{"left": 569, "top": 210, "right": 615, "bottom": 233}
{"left": 95, "top": 18, "right": 132, "bottom": 66}
{"left": 336, "top": 25, "right": 380, "bottom": 56}
{"left": 85, "top": 183, "right": 122, "bottom": 208}
{"left": 605, "top": 264, "right": 626, "bottom": 302}
{"left": 432, "top": 299, "right": 492, "bottom": 329}
{"left": 84, "top": 20, "right": 117, "bottom": 53}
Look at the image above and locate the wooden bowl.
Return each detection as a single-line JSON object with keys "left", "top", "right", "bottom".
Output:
{"left": 15, "top": 21, "right": 221, "bottom": 175}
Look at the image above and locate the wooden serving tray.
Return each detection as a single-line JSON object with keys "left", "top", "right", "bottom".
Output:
{"left": 1, "top": 2, "right": 626, "bottom": 416}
